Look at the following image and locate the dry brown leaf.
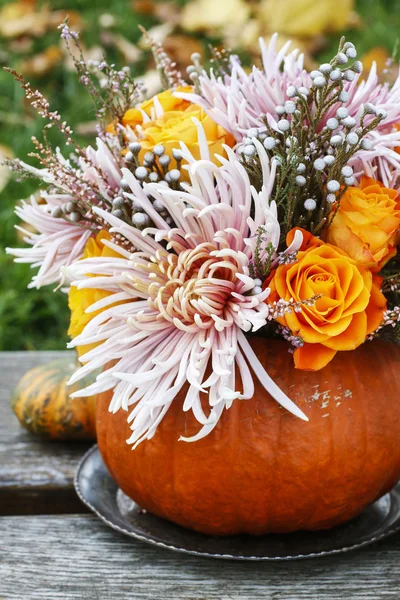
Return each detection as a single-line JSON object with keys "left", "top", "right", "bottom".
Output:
{"left": 19, "top": 46, "right": 63, "bottom": 77}
{"left": 162, "top": 35, "right": 204, "bottom": 72}
{"left": 131, "top": 0, "right": 155, "bottom": 16}
{"left": 152, "top": 1, "right": 182, "bottom": 27}
{"left": 111, "top": 34, "right": 143, "bottom": 64}
{"left": 181, "top": 0, "right": 250, "bottom": 33}
{"left": 258, "top": 0, "right": 357, "bottom": 38}
{"left": 223, "top": 19, "right": 319, "bottom": 69}
{"left": 0, "top": 1, "right": 49, "bottom": 38}
{"left": 8, "top": 37, "right": 34, "bottom": 54}
{"left": 0, "top": 1, "right": 81, "bottom": 39}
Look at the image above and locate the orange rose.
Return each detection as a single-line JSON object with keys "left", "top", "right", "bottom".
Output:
{"left": 325, "top": 176, "right": 400, "bottom": 271}
{"left": 68, "top": 231, "right": 125, "bottom": 358}
{"left": 267, "top": 228, "right": 387, "bottom": 370}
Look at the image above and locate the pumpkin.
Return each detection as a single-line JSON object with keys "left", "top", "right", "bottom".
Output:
{"left": 12, "top": 357, "right": 97, "bottom": 441}
{"left": 96, "top": 338, "right": 400, "bottom": 535}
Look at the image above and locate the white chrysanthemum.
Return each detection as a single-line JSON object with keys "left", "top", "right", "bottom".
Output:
{"left": 65, "top": 141, "right": 306, "bottom": 447}
{"left": 7, "top": 139, "right": 122, "bottom": 288}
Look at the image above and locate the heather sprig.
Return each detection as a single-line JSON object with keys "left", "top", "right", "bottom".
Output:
{"left": 139, "top": 25, "right": 184, "bottom": 90}
{"left": 383, "top": 273, "right": 400, "bottom": 294}
{"left": 268, "top": 295, "right": 322, "bottom": 321}
{"left": 59, "top": 19, "right": 142, "bottom": 128}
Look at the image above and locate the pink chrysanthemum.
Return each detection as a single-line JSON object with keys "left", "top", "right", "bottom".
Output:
{"left": 182, "top": 34, "right": 400, "bottom": 188}
{"left": 7, "top": 139, "right": 122, "bottom": 288}
{"left": 182, "top": 35, "right": 309, "bottom": 139}
{"left": 8, "top": 195, "right": 92, "bottom": 289}
{"left": 65, "top": 142, "right": 306, "bottom": 446}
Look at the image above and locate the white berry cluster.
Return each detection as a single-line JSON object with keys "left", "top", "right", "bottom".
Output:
{"left": 239, "top": 37, "right": 388, "bottom": 237}
{"left": 113, "top": 142, "right": 183, "bottom": 229}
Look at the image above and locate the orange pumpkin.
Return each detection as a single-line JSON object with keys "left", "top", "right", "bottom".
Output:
{"left": 96, "top": 338, "right": 400, "bottom": 535}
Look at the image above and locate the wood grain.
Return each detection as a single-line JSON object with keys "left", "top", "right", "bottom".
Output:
{"left": 2, "top": 353, "right": 400, "bottom": 599}
{"left": 1, "top": 514, "right": 400, "bottom": 599}
{"left": 0, "top": 352, "right": 90, "bottom": 515}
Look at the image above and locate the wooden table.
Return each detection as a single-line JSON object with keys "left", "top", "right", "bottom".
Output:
{"left": 1, "top": 352, "right": 400, "bottom": 600}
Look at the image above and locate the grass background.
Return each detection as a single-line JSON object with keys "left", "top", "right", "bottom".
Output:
{"left": 0, "top": 0, "right": 399, "bottom": 350}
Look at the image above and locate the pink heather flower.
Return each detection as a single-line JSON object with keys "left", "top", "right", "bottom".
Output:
{"left": 65, "top": 141, "right": 307, "bottom": 447}
{"left": 181, "top": 34, "right": 400, "bottom": 188}
{"left": 7, "top": 139, "right": 122, "bottom": 288}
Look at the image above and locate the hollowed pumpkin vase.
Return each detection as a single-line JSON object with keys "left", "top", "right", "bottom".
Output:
{"left": 96, "top": 338, "right": 400, "bottom": 536}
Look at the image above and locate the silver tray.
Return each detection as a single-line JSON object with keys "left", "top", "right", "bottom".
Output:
{"left": 74, "top": 445, "right": 400, "bottom": 561}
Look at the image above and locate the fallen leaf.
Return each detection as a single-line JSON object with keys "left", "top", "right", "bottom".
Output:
{"left": 0, "top": 1, "right": 81, "bottom": 39}
{"left": 8, "top": 37, "right": 34, "bottom": 54}
{"left": 111, "top": 34, "right": 143, "bottom": 64}
{"left": 131, "top": 0, "right": 155, "bottom": 16}
{"left": 152, "top": 1, "right": 182, "bottom": 27}
{"left": 258, "top": 0, "right": 357, "bottom": 38}
{"left": 223, "top": 20, "right": 320, "bottom": 69}
{"left": 162, "top": 35, "right": 204, "bottom": 72}
{"left": 19, "top": 46, "right": 63, "bottom": 77}
{"left": 0, "top": 1, "right": 49, "bottom": 37}
{"left": 181, "top": 0, "right": 250, "bottom": 33}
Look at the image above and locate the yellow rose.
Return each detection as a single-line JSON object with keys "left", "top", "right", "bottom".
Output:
{"left": 325, "top": 177, "right": 400, "bottom": 272}
{"left": 139, "top": 104, "right": 235, "bottom": 168}
{"left": 118, "top": 87, "right": 235, "bottom": 171}
{"left": 68, "top": 231, "right": 125, "bottom": 358}
{"left": 266, "top": 229, "right": 386, "bottom": 371}
{"left": 121, "top": 86, "right": 193, "bottom": 130}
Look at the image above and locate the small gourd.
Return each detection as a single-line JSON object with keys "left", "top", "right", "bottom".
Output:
{"left": 11, "top": 356, "right": 97, "bottom": 441}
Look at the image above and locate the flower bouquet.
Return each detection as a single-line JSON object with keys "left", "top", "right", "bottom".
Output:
{"left": 6, "top": 24, "right": 400, "bottom": 536}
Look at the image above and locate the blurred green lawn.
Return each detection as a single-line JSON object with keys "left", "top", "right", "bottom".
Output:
{"left": 0, "top": 0, "right": 399, "bottom": 350}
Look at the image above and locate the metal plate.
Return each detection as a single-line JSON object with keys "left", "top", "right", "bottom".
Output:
{"left": 75, "top": 445, "right": 400, "bottom": 561}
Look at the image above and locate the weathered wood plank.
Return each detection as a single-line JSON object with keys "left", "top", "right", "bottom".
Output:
{"left": 0, "top": 352, "right": 90, "bottom": 515}
{"left": 0, "top": 514, "right": 400, "bottom": 599}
